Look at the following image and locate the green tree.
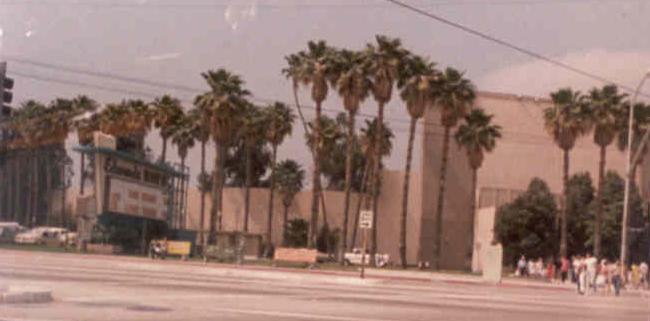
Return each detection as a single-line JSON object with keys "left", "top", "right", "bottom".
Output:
{"left": 364, "top": 35, "right": 409, "bottom": 260}
{"left": 586, "top": 171, "right": 644, "bottom": 261}
{"left": 284, "top": 218, "right": 309, "bottom": 248}
{"left": 224, "top": 140, "right": 271, "bottom": 187}
{"left": 544, "top": 88, "right": 589, "bottom": 258}
{"left": 332, "top": 48, "right": 371, "bottom": 258}
{"left": 396, "top": 54, "right": 439, "bottom": 268}
{"left": 585, "top": 85, "right": 626, "bottom": 257}
{"left": 283, "top": 40, "right": 338, "bottom": 248}
{"left": 455, "top": 108, "right": 502, "bottom": 270}
{"left": 433, "top": 67, "right": 476, "bottom": 269}
{"left": 565, "top": 172, "right": 595, "bottom": 256}
{"left": 263, "top": 102, "right": 295, "bottom": 243}
{"left": 196, "top": 68, "right": 250, "bottom": 243}
{"left": 152, "top": 95, "right": 184, "bottom": 163}
{"left": 495, "top": 178, "right": 558, "bottom": 266}
{"left": 274, "top": 160, "right": 305, "bottom": 246}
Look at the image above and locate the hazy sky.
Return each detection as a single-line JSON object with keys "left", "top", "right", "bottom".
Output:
{"left": 1, "top": 0, "right": 649, "bottom": 186}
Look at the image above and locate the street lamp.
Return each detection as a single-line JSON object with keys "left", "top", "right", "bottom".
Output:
{"left": 621, "top": 69, "right": 650, "bottom": 274}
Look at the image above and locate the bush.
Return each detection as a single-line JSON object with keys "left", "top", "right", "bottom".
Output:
{"left": 284, "top": 218, "right": 308, "bottom": 248}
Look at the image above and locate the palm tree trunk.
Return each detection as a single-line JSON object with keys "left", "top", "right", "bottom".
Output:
{"left": 400, "top": 116, "right": 417, "bottom": 268}
{"left": 560, "top": 148, "right": 570, "bottom": 258}
{"left": 370, "top": 102, "right": 386, "bottom": 265}
{"left": 467, "top": 167, "right": 478, "bottom": 271}
{"left": 180, "top": 156, "right": 186, "bottom": 229}
{"left": 282, "top": 202, "right": 290, "bottom": 246}
{"left": 243, "top": 143, "right": 253, "bottom": 233}
{"left": 199, "top": 141, "right": 207, "bottom": 247}
{"left": 309, "top": 101, "right": 323, "bottom": 248}
{"left": 434, "top": 126, "right": 452, "bottom": 270}
{"left": 267, "top": 144, "right": 278, "bottom": 242}
{"left": 351, "top": 163, "right": 371, "bottom": 250}
{"left": 45, "top": 150, "right": 52, "bottom": 226}
{"left": 161, "top": 137, "right": 168, "bottom": 163}
{"left": 62, "top": 164, "right": 68, "bottom": 229}
{"left": 218, "top": 144, "right": 227, "bottom": 230}
{"left": 341, "top": 111, "right": 356, "bottom": 262}
{"left": 208, "top": 142, "right": 224, "bottom": 244}
{"left": 79, "top": 153, "right": 85, "bottom": 196}
{"left": 594, "top": 145, "right": 606, "bottom": 258}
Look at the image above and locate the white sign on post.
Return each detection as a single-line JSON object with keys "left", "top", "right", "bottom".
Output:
{"left": 359, "top": 210, "right": 373, "bottom": 229}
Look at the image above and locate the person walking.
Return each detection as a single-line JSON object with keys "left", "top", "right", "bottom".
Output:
{"left": 577, "top": 256, "right": 587, "bottom": 295}
{"left": 560, "top": 256, "right": 569, "bottom": 283}
{"left": 584, "top": 253, "right": 598, "bottom": 295}
{"left": 639, "top": 261, "right": 648, "bottom": 289}
{"left": 611, "top": 260, "right": 623, "bottom": 296}
{"left": 517, "top": 255, "right": 528, "bottom": 277}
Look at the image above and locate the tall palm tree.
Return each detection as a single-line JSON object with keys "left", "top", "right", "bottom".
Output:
{"left": 350, "top": 118, "right": 394, "bottom": 250}
{"left": 283, "top": 40, "right": 337, "bottom": 247}
{"left": 196, "top": 68, "right": 250, "bottom": 244}
{"left": 152, "top": 95, "right": 184, "bottom": 163}
{"left": 188, "top": 101, "right": 212, "bottom": 246}
{"left": 332, "top": 48, "right": 371, "bottom": 258}
{"left": 364, "top": 35, "right": 409, "bottom": 260}
{"left": 543, "top": 88, "right": 589, "bottom": 259}
{"left": 171, "top": 113, "right": 197, "bottom": 229}
{"left": 263, "top": 102, "right": 295, "bottom": 243}
{"left": 433, "top": 67, "right": 475, "bottom": 269}
{"left": 455, "top": 108, "right": 502, "bottom": 270}
{"left": 99, "top": 99, "right": 153, "bottom": 156}
{"left": 240, "top": 102, "right": 266, "bottom": 232}
{"left": 274, "top": 159, "right": 305, "bottom": 246}
{"left": 586, "top": 84, "right": 626, "bottom": 257}
{"left": 396, "top": 54, "right": 439, "bottom": 268}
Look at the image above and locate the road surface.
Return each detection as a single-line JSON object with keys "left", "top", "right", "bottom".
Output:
{"left": 0, "top": 250, "right": 648, "bottom": 321}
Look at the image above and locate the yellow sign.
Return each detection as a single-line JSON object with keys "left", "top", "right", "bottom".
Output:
{"left": 165, "top": 241, "right": 191, "bottom": 256}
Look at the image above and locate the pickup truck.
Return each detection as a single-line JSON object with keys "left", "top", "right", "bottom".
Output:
{"left": 344, "top": 248, "right": 390, "bottom": 267}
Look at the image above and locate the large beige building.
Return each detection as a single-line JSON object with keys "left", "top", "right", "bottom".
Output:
{"left": 184, "top": 91, "right": 639, "bottom": 270}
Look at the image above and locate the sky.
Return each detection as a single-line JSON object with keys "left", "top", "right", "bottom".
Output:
{"left": 1, "top": 0, "right": 649, "bottom": 187}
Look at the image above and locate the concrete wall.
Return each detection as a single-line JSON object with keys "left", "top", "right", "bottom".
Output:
{"left": 184, "top": 168, "right": 423, "bottom": 263}
{"left": 471, "top": 207, "right": 497, "bottom": 273}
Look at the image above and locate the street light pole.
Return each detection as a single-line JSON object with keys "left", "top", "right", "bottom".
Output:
{"left": 621, "top": 70, "right": 650, "bottom": 275}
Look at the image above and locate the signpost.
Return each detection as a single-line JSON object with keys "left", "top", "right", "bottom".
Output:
{"left": 359, "top": 210, "right": 373, "bottom": 279}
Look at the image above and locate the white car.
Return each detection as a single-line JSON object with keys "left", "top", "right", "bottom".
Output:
{"left": 15, "top": 227, "right": 69, "bottom": 245}
{"left": 344, "top": 248, "right": 390, "bottom": 267}
{"left": 0, "top": 222, "right": 26, "bottom": 243}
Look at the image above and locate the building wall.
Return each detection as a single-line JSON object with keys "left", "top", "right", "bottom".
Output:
{"left": 184, "top": 168, "right": 423, "bottom": 263}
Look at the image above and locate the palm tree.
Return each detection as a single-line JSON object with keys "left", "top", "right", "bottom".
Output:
{"left": 152, "top": 95, "right": 184, "bottom": 163}
{"left": 396, "top": 54, "right": 439, "bottom": 268}
{"left": 364, "top": 35, "right": 409, "bottom": 260}
{"left": 586, "top": 84, "right": 626, "bottom": 257}
{"left": 283, "top": 40, "right": 337, "bottom": 247}
{"left": 274, "top": 159, "right": 305, "bottom": 246}
{"left": 188, "top": 101, "right": 212, "bottom": 246}
{"left": 332, "top": 48, "right": 371, "bottom": 258}
{"left": 543, "top": 88, "right": 589, "bottom": 259}
{"left": 99, "top": 99, "right": 152, "bottom": 156}
{"left": 350, "top": 118, "right": 394, "bottom": 250}
{"left": 433, "top": 67, "right": 475, "bottom": 269}
{"left": 196, "top": 68, "right": 250, "bottom": 244}
{"left": 240, "top": 102, "right": 266, "bottom": 232}
{"left": 455, "top": 108, "right": 502, "bottom": 270}
{"left": 263, "top": 102, "right": 295, "bottom": 243}
{"left": 171, "top": 113, "right": 197, "bottom": 229}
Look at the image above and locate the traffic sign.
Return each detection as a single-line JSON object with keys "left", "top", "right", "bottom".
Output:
{"left": 359, "top": 210, "right": 373, "bottom": 229}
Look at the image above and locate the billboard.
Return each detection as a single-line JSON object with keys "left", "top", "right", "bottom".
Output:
{"left": 107, "top": 177, "right": 169, "bottom": 221}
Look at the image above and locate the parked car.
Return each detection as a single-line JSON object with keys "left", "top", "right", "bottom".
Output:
{"left": 0, "top": 222, "right": 26, "bottom": 243}
{"left": 344, "top": 248, "right": 390, "bottom": 267}
{"left": 58, "top": 231, "right": 78, "bottom": 246}
{"left": 15, "top": 227, "right": 69, "bottom": 245}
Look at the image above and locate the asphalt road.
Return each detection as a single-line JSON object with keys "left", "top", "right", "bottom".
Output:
{"left": 0, "top": 250, "right": 648, "bottom": 321}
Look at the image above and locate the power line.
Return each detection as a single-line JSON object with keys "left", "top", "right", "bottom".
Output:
{"left": 383, "top": 0, "right": 650, "bottom": 99}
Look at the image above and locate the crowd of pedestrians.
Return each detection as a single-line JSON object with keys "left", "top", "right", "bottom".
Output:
{"left": 515, "top": 254, "right": 649, "bottom": 296}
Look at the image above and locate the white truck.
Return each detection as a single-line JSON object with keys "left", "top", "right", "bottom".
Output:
{"left": 344, "top": 248, "right": 390, "bottom": 267}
